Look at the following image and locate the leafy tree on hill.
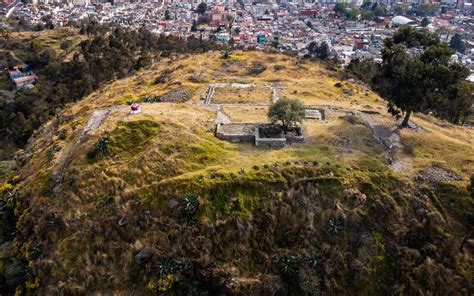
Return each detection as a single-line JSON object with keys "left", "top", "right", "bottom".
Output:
{"left": 191, "top": 20, "right": 198, "bottom": 32}
{"left": 435, "top": 81, "right": 473, "bottom": 124}
{"left": 373, "top": 4, "right": 387, "bottom": 17}
{"left": 334, "top": 3, "right": 348, "bottom": 16}
{"left": 308, "top": 41, "right": 330, "bottom": 60}
{"left": 374, "top": 27, "right": 469, "bottom": 127}
{"left": 421, "top": 17, "right": 430, "bottom": 27}
{"left": 449, "top": 33, "right": 466, "bottom": 54}
{"left": 393, "top": 4, "right": 409, "bottom": 15}
{"left": 361, "top": 0, "right": 373, "bottom": 10}
{"left": 390, "top": 25, "right": 439, "bottom": 48}
{"left": 268, "top": 98, "right": 305, "bottom": 131}
{"left": 416, "top": 3, "right": 438, "bottom": 16}
{"left": 197, "top": 2, "right": 207, "bottom": 15}
{"left": 345, "top": 58, "right": 378, "bottom": 84}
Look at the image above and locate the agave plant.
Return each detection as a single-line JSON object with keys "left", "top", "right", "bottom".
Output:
{"left": 277, "top": 255, "right": 299, "bottom": 277}
{"left": 94, "top": 136, "right": 110, "bottom": 155}
{"left": 5, "top": 189, "right": 18, "bottom": 207}
{"left": 98, "top": 196, "right": 115, "bottom": 208}
{"left": 87, "top": 135, "right": 110, "bottom": 160}
{"left": 152, "top": 257, "right": 184, "bottom": 276}
{"left": 46, "top": 212, "right": 63, "bottom": 229}
{"left": 180, "top": 194, "right": 199, "bottom": 217}
{"left": 305, "top": 251, "right": 323, "bottom": 269}
{"left": 327, "top": 217, "right": 344, "bottom": 234}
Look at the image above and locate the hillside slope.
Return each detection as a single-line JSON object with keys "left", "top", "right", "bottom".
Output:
{"left": 1, "top": 51, "right": 473, "bottom": 295}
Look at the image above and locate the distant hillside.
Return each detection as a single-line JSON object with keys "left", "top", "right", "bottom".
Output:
{"left": 0, "top": 28, "right": 85, "bottom": 159}
{"left": 1, "top": 51, "right": 473, "bottom": 295}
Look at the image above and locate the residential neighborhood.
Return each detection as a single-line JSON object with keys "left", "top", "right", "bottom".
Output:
{"left": 1, "top": 0, "right": 473, "bottom": 76}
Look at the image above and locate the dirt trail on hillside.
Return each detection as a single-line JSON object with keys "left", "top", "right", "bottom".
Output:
{"left": 361, "top": 113, "right": 408, "bottom": 173}
{"left": 53, "top": 106, "right": 122, "bottom": 191}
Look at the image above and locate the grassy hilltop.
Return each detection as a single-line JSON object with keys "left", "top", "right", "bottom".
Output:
{"left": 1, "top": 50, "right": 473, "bottom": 294}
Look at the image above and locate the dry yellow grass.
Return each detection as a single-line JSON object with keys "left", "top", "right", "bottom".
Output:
{"left": 22, "top": 52, "right": 474, "bottom": 204}
{"left": 212, "top": 87, "right": 273, "bottom": 104}
{"left": 221, "top": 106, "right": 269, "bottom": 123}
{"left": 14, "top": 50, "right": 474, "bottom": 294}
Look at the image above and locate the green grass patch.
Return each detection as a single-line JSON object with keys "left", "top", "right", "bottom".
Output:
{"left": 109, "top": 119, "right": 161, "bottom": 156}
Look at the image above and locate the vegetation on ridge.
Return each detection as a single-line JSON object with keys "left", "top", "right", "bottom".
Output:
{"left": 0, "top": 29, "right": 472, "bottom": 294}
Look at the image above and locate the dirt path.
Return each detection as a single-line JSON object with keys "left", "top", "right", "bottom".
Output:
{"left": 53, "top": 107, "right": 121, "bottom": 191}
{"left": 360, "top": 113, "right": 408, "bottom": 173}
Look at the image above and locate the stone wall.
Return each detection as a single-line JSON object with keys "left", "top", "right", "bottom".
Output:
{"left": 216, "top": 123, "right": 305, "bottom": 148}
{"left": 255, "top": 125, "right": 287, "bottom": 148}
{"left": 305, "top": 106, "right": 326, "bottom": 120}
{"left": 215, "top": 123, "right": 257, "bottom": 143}
{"left": 285, "top": 134, "right": 305, "bottom": 144}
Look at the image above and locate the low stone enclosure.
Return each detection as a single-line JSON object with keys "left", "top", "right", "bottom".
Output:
{"left": 216, "top": 123, "right": 304, "bottom": 148}
{"left": 203, "top": 83, "right": 279, "bottom": 105}
{"left": 205, "top": 82, "right": 327, "bottom": 148}
{"left": 305, "top": 106, "right": 326, "bottom": 120}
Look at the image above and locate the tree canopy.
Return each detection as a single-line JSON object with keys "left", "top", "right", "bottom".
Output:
{"left": 449, "top": 33, "right": 466, "bottom": 54}
{"left": 374, "top": 26, "right": 469, "bottom": 127}
{"left": 421, "top": 17, "right": 430, "bottom": 27}
{"left": 268, "top": 98, "right": 305, "bottom": 130}
{"left": 308, "top": 41, "right": 330, "bottom": 60}
{"left": 197, "top": 2, "right": 207, "bottom": 15}
{"left": 0, "top": 20, "right": 219, "bottom": 159}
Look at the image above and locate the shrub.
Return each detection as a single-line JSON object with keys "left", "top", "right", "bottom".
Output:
{"left": 147, "top": 274, "right": 178, "bottom": 292}
{"left": 98, "top": 196, "right": 114, "bottom": 208}
{"left": 246, "top": 62, "right": 267, "bottom": 76}
{"left": 58, "top": 129, "right": 68, "bottom": 140}
{"left": 87, "top": 135, "right": 110, "bottom": 159}
{"left": 46, "top": 144, "right": 59, "bottom": 162}
{"left": 46, "top": 212, "right": 63, "bottom": 229}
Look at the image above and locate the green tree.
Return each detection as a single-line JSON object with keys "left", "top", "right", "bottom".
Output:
{"left": 393, "top": 4, "right": 409, "bottom": 15}
{"left": 191, "top": 20, "right": 198, "bottom": 32}
{"left": 373, "top": 5, "right": 386, "bottom": 17}
{"left": 421, "top": 17, "right": 430, "bottom": 27}
{"left": 435, "top": 81, "right": 473, "bottom": 124}
{"left": 334, "top": 3, "right": 348, "bottom": 16}
{"left": 345, "top": 58, "right": 378, "bottom": 84}
{"left": 197, "top": 2, "right": 207, "bottom": 15}
{"left": 268, "top": 98, "right": 305, "bottom": 131}
{"left": 308, "top": 41, "right": 330, "bottom": 60}
{"left": 416, "top": 3, "right": 438, "bottom": 16}
{"left": 449, "top": 33, "right": 466, "bottom": 54}
{"left": 165, "top": 9, "right": 171, "bottom": 20}
{"left": 390, "top": 25, "right": 439, "bottom": 48}
{"left": 375, "top": 28, "right": 469, "bottom": 127}
{"left": 361, "top": 1, "right": 372, "bottom": 10}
